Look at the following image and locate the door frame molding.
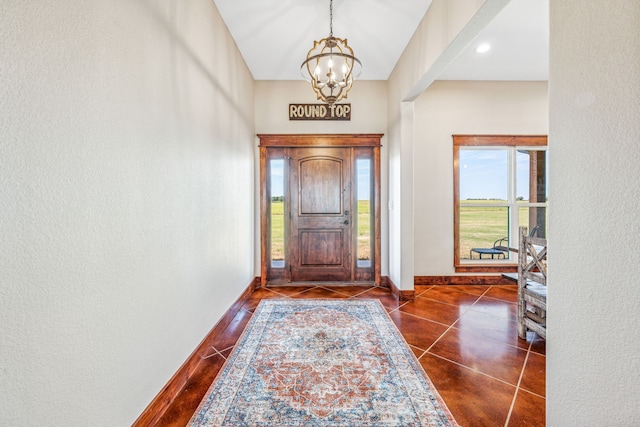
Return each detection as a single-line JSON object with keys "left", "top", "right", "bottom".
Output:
{"left": 258, "top": 134, "right": 383, "bottom": 287}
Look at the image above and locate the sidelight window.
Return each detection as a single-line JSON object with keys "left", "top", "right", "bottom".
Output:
{"left": 356, "top": 158, "right": 372, "bottom": 268}
{"left": 270, "top": 158, "right": 285, "bottom": 269}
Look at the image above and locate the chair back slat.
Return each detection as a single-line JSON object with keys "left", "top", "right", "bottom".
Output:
{"left": 517, "top": 226, "right": 548, "bottom": 340}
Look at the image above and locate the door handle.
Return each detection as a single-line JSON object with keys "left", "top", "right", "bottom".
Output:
{"left": 343, "top": 220, "right": 349, "bottom": 225}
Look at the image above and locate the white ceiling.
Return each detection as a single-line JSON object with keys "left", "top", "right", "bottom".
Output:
{"left": 213, "top": 0, "right": 548, "bottom": 82}
{"left": 440, "top": 0, "right": 548, "bottom": 80}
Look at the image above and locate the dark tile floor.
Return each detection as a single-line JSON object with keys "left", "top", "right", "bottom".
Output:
{"left": 157, "top": 284, "right": 545, "bottom": 426}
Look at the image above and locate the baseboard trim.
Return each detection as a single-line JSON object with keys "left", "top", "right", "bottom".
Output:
{"left": 379, "top": 275, "right": 390, "bottom": 288}
{"left": 133, "top": 277, "right": 259, "bottom": 426}
{"left": 383, "top": 276, "right": 415, "bottom": 301}
{"left": 414, "top": 275, "right": 516, "bottom": 286}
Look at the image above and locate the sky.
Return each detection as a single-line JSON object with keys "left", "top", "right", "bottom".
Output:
{"left": 459, "top": 149, "right": 542, "bottom": 200}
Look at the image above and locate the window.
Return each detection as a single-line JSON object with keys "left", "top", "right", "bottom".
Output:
{"left": 356, "top": 157, "right": 372, "bottom": 268}
{"left": 269, "top": 158, "right": 285, "bottom": 269}
{"left": 453, "top": 135, "right": 548, "bottom": 272}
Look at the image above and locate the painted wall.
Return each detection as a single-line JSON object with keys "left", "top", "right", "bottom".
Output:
{"left": 0, "top": 1, "right": 255, "bottom": 425}
{"left": 254, "top": 80, "right": 389, "bottom": 276}
{"left": 387, "top": 0, "right": 505, "bottom": 289}
{"left": 548, "top": 1, "right": 640, "bottom": 424}
{"left": 414, "top": 80, "right": 548, "bottom": 275}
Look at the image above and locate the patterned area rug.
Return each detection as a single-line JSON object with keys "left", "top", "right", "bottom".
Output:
{"left": 189, "top": 299, "right": 458, "bottom": 426}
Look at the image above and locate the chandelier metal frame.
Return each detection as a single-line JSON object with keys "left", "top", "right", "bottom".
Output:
{"left": 300, "top": 0, "right": 362, "bottom": 104}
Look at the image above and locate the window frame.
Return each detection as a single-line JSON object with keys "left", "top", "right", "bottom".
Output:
{"left": 453, "top": 135, "right": 548, "bottom": 273}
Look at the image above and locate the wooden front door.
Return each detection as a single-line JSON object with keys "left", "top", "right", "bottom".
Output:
{"left": 289, "top": 147, "right": 352, "bottom": 281}
{"left": 259, "top": 134, "right": 382, "bottom": 286}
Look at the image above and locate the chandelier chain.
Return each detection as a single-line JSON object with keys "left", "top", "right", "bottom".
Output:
{"left": 329, "top": 0, "right": 333, "bottom": 37}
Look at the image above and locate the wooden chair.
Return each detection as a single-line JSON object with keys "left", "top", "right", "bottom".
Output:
{"left": 517, "top": 226, "right": 547, "bottom": 339}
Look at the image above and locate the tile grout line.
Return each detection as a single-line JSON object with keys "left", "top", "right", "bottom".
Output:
{"left": 217, "top": 345, "right": 234, "bottom": 355}
{"left": 413, "top": 285, "right": 434, "bottom": 298}
{"left": 414, "top": 347, "right": 428, "bottom": 360}
{"left": 424, "top": 286, "right": 492, "bottom": 353}
{"left": 503, "top": 336, "right": 535, "bottom": 426}
{"left": 266, "top": 288, "right": 296, "bottom": 298}
{"left": 203, "top": 346, "right": 229, "bottom": 361}
{"left": 425, "top": 322, "right": 458, "bottom": 354}
{"left": 316, "top": 285, "right": 355, "bottom": 297}
{"left": 423, "top": 351, "right": 519, "bottom": 390}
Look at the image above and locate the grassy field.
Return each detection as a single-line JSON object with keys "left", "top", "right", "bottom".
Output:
{"left": 272, "top": 199, "right": 540, "bottom": 261}
{"left": 460, "top": 200, "right": 540, "bottom": 259}
{"left": 356, "top": 200, "right": 371, "bottom": 260}
{"left": 459, "top": 204, "right": 509, "bottom": 259}
{"left": 270, "top": 200, "right": 371, "bottom": 261}
{"left": 270, "top": 199, "right": 285, "bottom": 260}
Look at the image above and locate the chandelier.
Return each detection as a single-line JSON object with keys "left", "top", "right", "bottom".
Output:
{"left": 300, "top": 0, "right": 362, "bottom": 105}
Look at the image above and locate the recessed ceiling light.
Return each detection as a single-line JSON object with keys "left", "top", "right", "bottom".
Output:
{"left": 476, "top": 43, "right": 491, "bottom": 53}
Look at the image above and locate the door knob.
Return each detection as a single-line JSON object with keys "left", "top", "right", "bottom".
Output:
{"left": 343, "top": 220, "right": 349, "bottom": 225}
